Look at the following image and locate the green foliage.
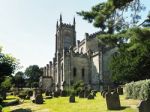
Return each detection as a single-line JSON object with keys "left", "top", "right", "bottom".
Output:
{"left": 25, "top": 65, "right": 42, "bottom": 87}
{"left": 14, "top": 71, "right": 25, "bottom": 88}
{"left": 1, "top": 76, "right": 13, "bottom": 91}
{"left": 125, "top": 80, "right": 150, "bottom": 100}
{"left": 107, "top": 28, "right": 150, "bottom": 83}
{"left": 73, "top": 80, "right": 84, "bottom": 95}
{"left": 77, "top": 0, "right": 145, "bottom": 33}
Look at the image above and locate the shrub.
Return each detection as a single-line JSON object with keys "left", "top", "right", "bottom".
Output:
{"left": 125, "top": 80, "right": 150, "bottom": 100}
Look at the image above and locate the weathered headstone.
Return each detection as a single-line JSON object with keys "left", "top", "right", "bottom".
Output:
{"left": 138, "top": 99, "right": 150, "bottom": 112}
{"left": 106, "top": 92, "right": 121, "bottom": 110}
{"left": 69, "top": 95, "right": 75, "bottom": 103}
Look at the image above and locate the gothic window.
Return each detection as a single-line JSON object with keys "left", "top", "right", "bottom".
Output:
{"left": 73, "top": 67, "right": 77, "bottom": 77}
{"left": 82, "top": 68, "right": 85, "bottom": 79}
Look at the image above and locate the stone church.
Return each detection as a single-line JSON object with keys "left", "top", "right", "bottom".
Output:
{"left": 39, "top": 15, "right": 116, "bottom": 91}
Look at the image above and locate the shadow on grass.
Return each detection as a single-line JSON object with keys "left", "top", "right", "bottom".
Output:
{"left": 11, "top": 108, "right": 32, "bottom": 112}
{"left": 108, "top": 106, "right": 130, "bottom": 110}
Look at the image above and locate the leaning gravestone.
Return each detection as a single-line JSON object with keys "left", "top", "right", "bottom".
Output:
{"left": 138, "top": 99, "right": 150, "bottom": 112}
{"left": 106, "top": 91, "right": 121, "bottom": 110}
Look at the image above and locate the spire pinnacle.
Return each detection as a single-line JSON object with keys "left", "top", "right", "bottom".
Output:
{"left": 60, "top": 14, "right": 62, "bottom": 23}
{"left": 73, "top": 17, "right": 76, "bottom": 25}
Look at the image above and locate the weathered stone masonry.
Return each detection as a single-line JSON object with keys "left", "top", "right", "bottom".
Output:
{"left": 39, "top": 15, "right": 115, "bottom": 91}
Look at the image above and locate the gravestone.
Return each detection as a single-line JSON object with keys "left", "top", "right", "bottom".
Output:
{"left": 35, "top": 94, "right": 43, "bottom": 104}
{"left": 138, "top": 99, "right": 150, "bottom": 112}
{"left": 69, "top": 95, "right": 75, "bottom": 103}
{"left": 117, "top": 87, "right": 123, "bottom": 95}
{"left": 106, "top": 92, "right": 121, "bottom": 110}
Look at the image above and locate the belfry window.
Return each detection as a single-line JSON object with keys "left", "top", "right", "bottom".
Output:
{"left": 82, "top": 68, "right": 85, "bottom": 79}
{"left": 73, "top": 68, "right": 77, "bottom": 77}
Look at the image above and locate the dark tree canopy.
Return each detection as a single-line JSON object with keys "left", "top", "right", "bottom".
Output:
{"left": 0, "top": 47, "right": 19, "bottom": 82}
{"left": 25, "top": 65, "right": 42, "bottom": 87}
{"left": 14, "top": 71, "right": 25, "bottom": 88}
{"left": 77, "top": 0, "right": 145, "bottom": 33}
{"left": 78, "top": 0, "right": 150, "bottom": 84}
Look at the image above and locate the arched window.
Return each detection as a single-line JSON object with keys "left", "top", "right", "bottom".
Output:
{"left": 82, "top": 68, "right": 85, "bottom": 79}
{"left": 73, "top": 67, "right": 77, "bottom": 77}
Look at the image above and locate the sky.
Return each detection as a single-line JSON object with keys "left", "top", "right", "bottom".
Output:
{"left": 0, "top": 0, "right": 149, "bottom": 72}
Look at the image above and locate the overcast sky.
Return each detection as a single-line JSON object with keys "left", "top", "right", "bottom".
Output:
{"left": 0, "top": 0, "right": 149, "bottom": 72}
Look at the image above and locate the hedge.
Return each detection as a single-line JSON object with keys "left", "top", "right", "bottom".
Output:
{"left": 125, "top": 79, "right": 150, "bottom": 100}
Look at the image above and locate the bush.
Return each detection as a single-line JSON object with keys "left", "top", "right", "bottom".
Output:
{"left": 125, "top": 80, "right": 150, "bottom": 100}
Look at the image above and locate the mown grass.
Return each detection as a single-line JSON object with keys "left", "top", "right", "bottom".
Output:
{"left": 3, "top": 93, "right": 139, "bottom": 112}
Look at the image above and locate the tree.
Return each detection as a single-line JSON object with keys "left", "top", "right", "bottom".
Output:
{"left": 14, "top": 71, "right": 25, "bottom": 88}
{"left": 24, "top": 65, "right": 42, "bottom": 88}
{"left": 77, "top": 0, "right": 145, "bottom": 33}
{"left": 78, "top": 0, "right": 150, "bottom": 84}
{"left": 1, "top": 76, "right": 13, "bottom": 91}
{"left": 108, "top": 28, "right": 150, "bottom": 83}
{"left": 0, "top": 49, "right": 19, "bottom": 82}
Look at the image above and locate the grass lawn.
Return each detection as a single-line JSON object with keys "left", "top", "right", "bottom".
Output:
{"left": 3, "top": 93, "right": 140, "bottom": 112}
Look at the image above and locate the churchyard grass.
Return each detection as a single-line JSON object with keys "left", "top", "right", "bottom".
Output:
{"left": 3, "top": 93, "right": 139, "bottom": 112}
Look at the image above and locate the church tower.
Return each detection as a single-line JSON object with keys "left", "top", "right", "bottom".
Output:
{"left": 55, "top": 14, "right": 76, "bottom": 56}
